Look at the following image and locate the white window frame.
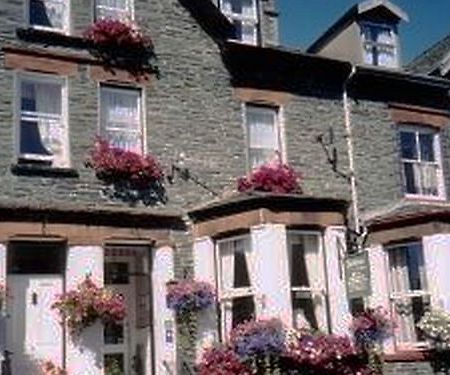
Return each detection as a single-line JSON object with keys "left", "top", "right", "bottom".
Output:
{"left": 219, "top": 0, "right": 259, "bottom": 45}
{"left": 386, "top": 241, "right": 431, "bottom": 350}
{"left": 399, "top": 125, "right": 445, "bottom": 200}
{"left": 15, "top": 72, "right": 70, "bottom": 168}
{"left": 26, "top": 0, "right": 71, "bottom": 34}
{"left": 94, "top": 0, "right": 134, "bottom": 22}
{"left": 360, "top": 21, "right": 398, "bottom": 68}
{"left": 98, "top": 84, "right": 145, "bottom": 155}
{"left": 287, "top": 230, "right": 328, "bottom": 331}
{"left": 215, "top": 234, "right": 255, "bottom": 340}
{"left": 243, "top": 103, "right": 283, "bottom": 172}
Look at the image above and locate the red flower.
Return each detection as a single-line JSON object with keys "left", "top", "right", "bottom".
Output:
{"left": 238, "top": 160, "right": 302, "bottom": 194}
{"left": 86, "top": 138, "right": 164, "bottom": 189}
{"left": 198, "top": 346, "right": 250, "bottom": 375}
{"left": 84, "top": 19, "right": 153, "bottom": 50}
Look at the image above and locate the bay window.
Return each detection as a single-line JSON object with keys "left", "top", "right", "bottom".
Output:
{"left": 28, "top": 0, "right": 70, "bottom": 33}
{"left": 245, "top": 104, "right": 282, "bottom": 171}
{"left": 361, "top": 23, "right": 397, "bottom": 68}
{"left": 387, "top": 242, "right": 430, "bottom": 347}
{"left": 287, "top": 232, "right": 327, "bottom": 331}
{"left": 220, "top": 0, "right": 259, "bottom": 45}
{"left": 399, "top": 126, "right": 444, "bottom": 198}
{"left": 217, "top": 236, "right": 256, "bottom": 338}
{"left": 17, "top": 74, "right": 69, "bottom": 168}
{"left": 100, "top": 86, "right": 143, "bottom": 154}
{"left": 95, "top": 0, "right": 133, "bottom": 21}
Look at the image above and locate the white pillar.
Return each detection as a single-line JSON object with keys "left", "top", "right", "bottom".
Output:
{"left": 193, "top": 237, "right": 218, "bottom": 361}
{"left": 0, "top": 243, "right": 6, "bottom": 359}
{"left": 251, "top": 224, "right": 292, "bottom": 326}
{"left": 152, "top": 246, "right": 176, "bottom": 375}
{"left": 324, "top": 227, "right": 351, "bottom": 335}
{"left": 367, "top": 244, "right": 394, "bottom": 352}
{"left": 65, "top": 246, "right": 104, "bottom": 375}
{"left": 423, "top": 234, "right": 450, "bottom": 311}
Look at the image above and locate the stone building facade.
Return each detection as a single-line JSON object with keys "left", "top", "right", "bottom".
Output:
{"left": 0, "top": 0, "right": 449, "bottom": 374}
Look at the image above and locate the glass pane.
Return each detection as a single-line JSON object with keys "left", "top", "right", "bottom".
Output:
{"left": 389, "top": 244, "right": 426, "bottom": 292}
{"left": 400, "top": 132, "right": 418, "bottom": 160}
{"left": 234, "top": 246, "right": 250, "bottom": 288}
{"left": 349, "top": 298, "right": 365, "bottom": 316}
{"left": 232, "top": 296, "right": 255, "bottom": 328}
{"left": 290, "top": 242, "right": 309, "bottom": 287}
{"left": 406, "top": 243, "right": 426, "bottom": 291}
{"left": 292, "top": 292, "right": 318, "bottom": 330}
{"left": 220, "top": 238, "right": 252, "bottom": 291}
{"left": 7, "top": 242, "right": 65, "bottom": 274}
{"left": 20, "top": 120, "right": 53, "bottom": 156}
{"left": 247, "top": 107, "right": 277, "bottom": 149}
{"left": 289, "top": 235, "right": 319, "bottom": 288}
{"left": 419, "top": 163, "right": 438, "bottom": 196}
{"left": 393, "top": 296, "right": 429, "bottom": 345}
{"left": 249, "top": 148, "right": 275, "bottom": 169}
{"left": 104, "top": 262, "right": 129, "bottom": 285}
{"left": 363, "top": 44, "right": 375, "bottom": 65}
{"left": 376, "top": 45, "right": 395, "bottom": 67}
{"left": 403, "top": 162, "right": 417, "bottom": 194}
{"left": 104, "top": 322, "right": 124, "bottom": 345}
{"left": 419, "top": 133, "right": 435, "bottom": 162}
{"left": 21, "top": 81, "right": 61, "bottom": 115}
{"left": 30, "top": 0, "right": 66, "bottom": 29}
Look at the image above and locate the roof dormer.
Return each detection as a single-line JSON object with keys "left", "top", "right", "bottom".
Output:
{"left": 307, "top": 0, "right": 409, "bottom": 69}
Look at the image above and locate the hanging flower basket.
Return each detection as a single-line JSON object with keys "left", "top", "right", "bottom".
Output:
{"left": 166, "top": 279, "right": 216, "bottom": 316}
{"left": 52, "top": 277, "right": 126, "bottom": 335}
{"left": 83, "top": 19, "right": 157, "bottom": 78}
{"left": 86, "top": 139, "right": 167, "bottom": 206}
{"left": 350, "top": 306, "right": 396, "bottom": 349}
{"left": 417, "top": 309, "right": 450, "bottom": 350}
{"left": 237, "top": 161, "right": 302, "bottom": 194}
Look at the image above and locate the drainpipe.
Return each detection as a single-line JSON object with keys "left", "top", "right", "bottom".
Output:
{"left": 343, "top": 65, "right": 360, "bottom": 236}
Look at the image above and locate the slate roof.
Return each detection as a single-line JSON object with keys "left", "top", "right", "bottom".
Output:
{"left": 362, "top": 200, "right": 450, "bottom": 229}
{"left": 407, "top": 33, "right": 450, "bottom": 75}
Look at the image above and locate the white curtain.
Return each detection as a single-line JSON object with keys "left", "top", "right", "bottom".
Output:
{"left": 35, "top": 82, "right": 64, "bottom": 165}
{"left": 389, "top": 246, "right": 426, "bottom": 345}
{"left": 101, "top": 88, "right": 141, "bottom": 153}
{"left": 420, "top": 163, "right": 438, "bottom": 196}
{"left": 96, "top": 0, "right": 129, "bottom": 20}
{"left": 35, "top": 0, "right": 66, "bottom": 29}
{"left": 247, "top": 106, "right": 278, "bottom": 168}
{"left": 222, "top": 0, "right": 255, "bottom": 17}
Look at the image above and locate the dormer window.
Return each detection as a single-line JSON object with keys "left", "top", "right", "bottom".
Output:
{"left": 220, "top": 0, "right": 258, "bottom": 45}
{"left": 361, "top": 23, "right": 397, "bottom": 68}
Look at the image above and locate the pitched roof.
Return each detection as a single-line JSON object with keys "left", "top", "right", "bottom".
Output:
{"left": 407, "top": 33, "right": 450, "bottom": 76}
{"left": 178, "top": 0, "right": 235, "bottom": 44}
{"left": 308, "top": 0, "right": 408, "bottom": 53}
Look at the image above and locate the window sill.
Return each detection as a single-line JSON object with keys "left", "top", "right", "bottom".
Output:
{"left": 384, "top": 349, "right": 431, "bottom": 362}
{"left": 11, "top": 163, "right": 79, "bottom": 178}
{"left": 16, "top": 27, "right": 88, "bottom": 49}
{"left": 404, "top": 194, "right": 446, "bottom": 202}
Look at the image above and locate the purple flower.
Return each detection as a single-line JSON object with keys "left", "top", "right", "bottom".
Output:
{"left": 166, "top": 279, "right": 216, "bottom": 315}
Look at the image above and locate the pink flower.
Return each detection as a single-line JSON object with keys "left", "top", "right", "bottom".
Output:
{"left": 237, "top": 160, "right": 302, "bottom": 194}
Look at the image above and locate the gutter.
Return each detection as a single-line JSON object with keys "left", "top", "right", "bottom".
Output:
{"left": 343, "top": 65, "right": 360, "bottom": 235}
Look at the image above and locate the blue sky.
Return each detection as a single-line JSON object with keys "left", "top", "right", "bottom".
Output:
{"left": 278, "top": 0, "right": 450, "bottom": 64}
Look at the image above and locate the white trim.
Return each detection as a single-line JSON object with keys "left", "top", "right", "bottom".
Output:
{"left": 243, "top": 103, "right": 283, "bottom": 172}
{"left": 26, "top": 0, "right": 71, "bottom": 34}
{"left": 398, "top": 125, "right": 445, "bottom": 199}
{"left": 14, "top": 72, "right": 70, "bottom": 167}
{"left": 360, "top": 21, "right": 398, "bottom": 68}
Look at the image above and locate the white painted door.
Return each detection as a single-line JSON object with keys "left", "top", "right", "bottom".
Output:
{"left": 104, "top": 257, "right": 136, "bottom": 375}
{"left": 7, "top": 275, "right": 63, "bottom": 374}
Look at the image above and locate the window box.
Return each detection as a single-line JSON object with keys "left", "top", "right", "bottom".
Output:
{"left": 84, "top": 19, "right": 157, "bottom": 78}
{"left": 86, "top": 139, "right": 167, "bottom": 206}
